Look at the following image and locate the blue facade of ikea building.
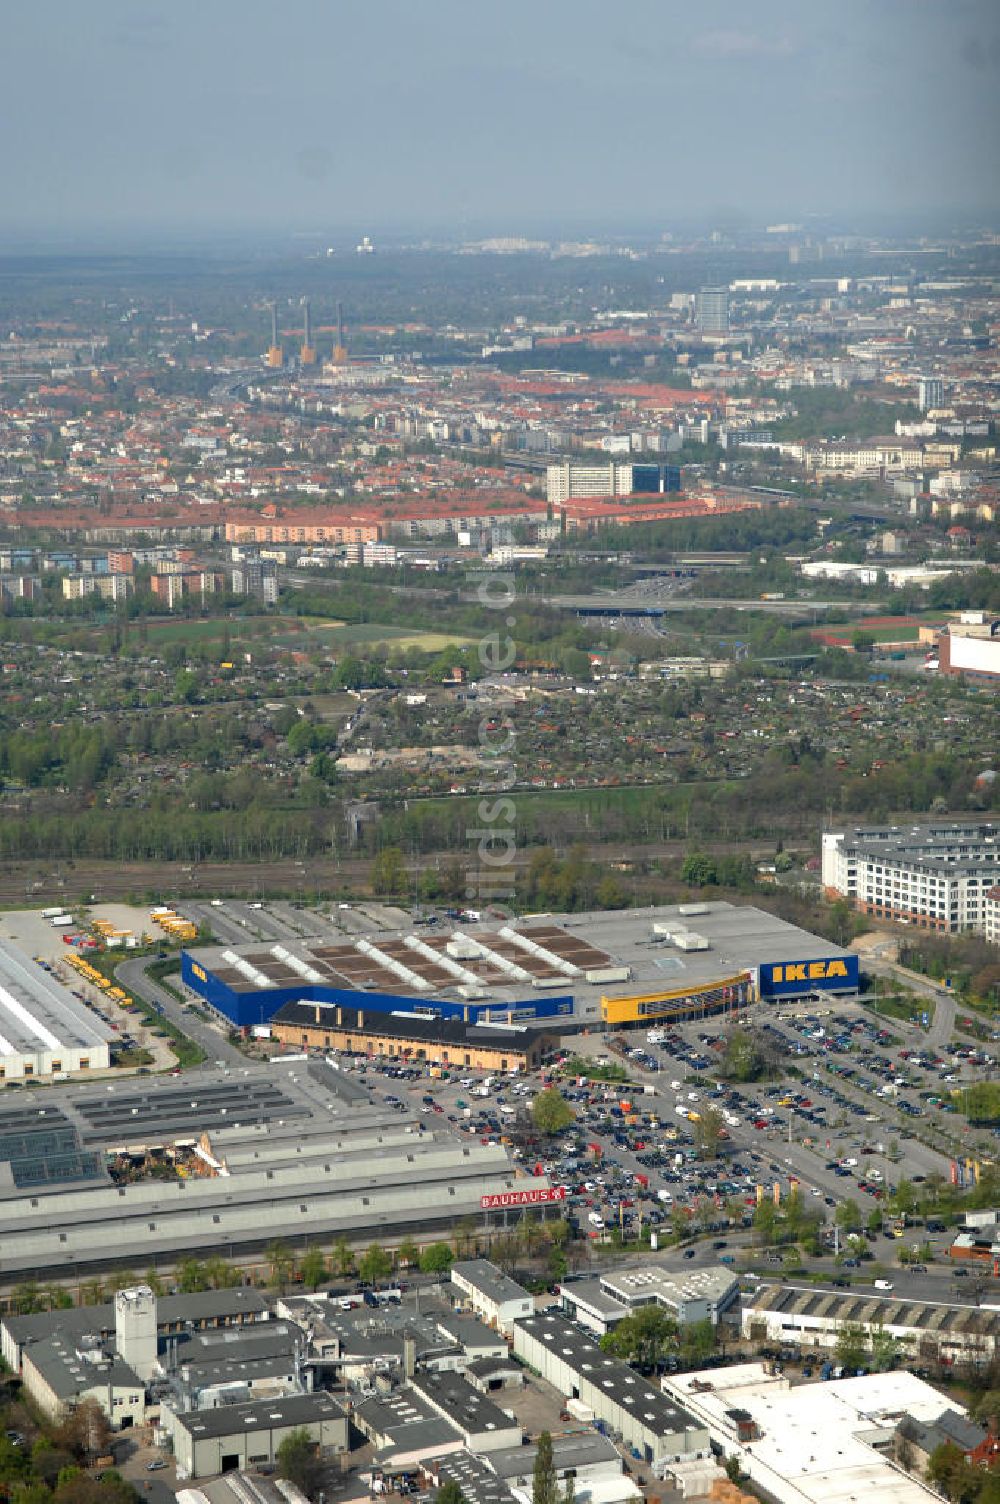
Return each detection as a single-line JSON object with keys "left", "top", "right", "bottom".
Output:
{"left": 758, "top": 953, "right": 860, "bottom": 999}
{"left": 180, "top": 951, "right": 574, "bottom": 1032}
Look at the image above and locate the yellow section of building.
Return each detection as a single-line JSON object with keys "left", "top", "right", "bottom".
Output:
{"left": 601, "top": 971, "right": 751, "bottom": 1026}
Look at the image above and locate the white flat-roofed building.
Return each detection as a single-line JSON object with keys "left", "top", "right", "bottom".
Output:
{"left": 822, "top": 822, "right": 1000, "bottom": 935}
{"left": 662, "top": 1362, "right": 951, "bottom": 1504}
{"left": 0, "top": 938, "right": 113, "bottom": 1082}
{"left": 559, "top": 1265, "right": 739, "bottom": 1337}
{"left": 451, "top": 1261, "right": 534, "bottom": 1335}
{"left": 546, "top": 463, "right": 635, "bottom": 505}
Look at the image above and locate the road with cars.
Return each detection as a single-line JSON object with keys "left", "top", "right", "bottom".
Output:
{"left": 115, "top": 955, "right": 243, "bottom": 1067}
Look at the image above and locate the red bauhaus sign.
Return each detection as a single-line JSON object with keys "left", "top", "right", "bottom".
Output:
{"left": 481, "top": 1186, "right": 567, "bottom": 1210}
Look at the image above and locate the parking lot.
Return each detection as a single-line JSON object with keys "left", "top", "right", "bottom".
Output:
{"left": 287, "top": 970, "right": 995, "bottom": 1286}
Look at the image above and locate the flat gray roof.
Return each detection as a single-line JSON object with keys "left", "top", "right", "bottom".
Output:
{"left": 452, "top": 1260, "right": 532, "bottom": 1308}
{"left": 412, "top": 1371, "right": 516, "bottom": 1435}
{"left": 487, "top": 1432, "right": 621, "bottom": 1479}
{"left": 514, "top": 1313, "right": 703, "bottom": 1441}
{"left": 24, "top": 1335, "right": 140, "bottom": 1401}
{"left": 176, "top": 1390, "right": 344, "bottom": 1440}
{"left": 2, "top": 1288, "right": 271, "bottom": 1356}
{"left": 188, "top": 901, "right": 854, "bottom": 1010}
{"left": 435, "top": 1450, "right": 515, "bottom": 1504}
{"left": 356, "top": 1387, "right": 461, "bottom": 1452}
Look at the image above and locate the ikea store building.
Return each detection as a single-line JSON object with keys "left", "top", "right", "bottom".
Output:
{"left": 181, "top": 902, "right": 859, "bottom": 1038}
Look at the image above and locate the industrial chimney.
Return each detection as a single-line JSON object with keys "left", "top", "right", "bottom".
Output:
{"left": 332, "top": 299, "right": 348, "bottom": 364}
{"left": 300, "top": 297, "right": 317, "bottom": 365}
{"left": 266, "top": 301, "right": 283, "bottom": 368}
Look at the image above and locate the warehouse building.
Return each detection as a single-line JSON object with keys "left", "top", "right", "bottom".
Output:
{"left": 408, "top": 1372, "right": 522, "bottom": 1452}
{"left": 269, "top": 1002, "right": 553, "bottom": 1073}
{"left": 822, "top": 821, "right": 1000, "bottom": 934}
{"left": 742, "top": 1280, "right": 1000, "bottom": 1369}
{"left": 558, "top": 1265, "right": 740, "bottom": 1337}
{"left": 0, "top": 1062, "right": 554, "bottom": 1280}
{"left": 21, "top": 1335, "right": 146, "bottom": 1428}
{"left": 512, "top": 1313, "right": 710, "bottom": 1464}
{"left": 938, "top": 614, "right": 1000, "bottom": 681}
{"left": 1, "top": 1288, "right": 270, "bottom": 1375}
{"left": 172, "top": 1391, "right": 347, "bottom": 1480}
{"left": 0, "top": 938, "right": 113, "bottom": 1082}
{"left": 451, "top": 1261, "right": 534, "bottom": 1336}
{"left": 355, "top": 1385, "right": 467, "bottom": 1468}
{"left": 662, "top": 1363, "right": 959, "bottom": 1504}
{"left": 182, "top": 903, "right": 858, "bottom": 1036}
{"left": 485, "top": 1433, "right": 633, "bottom": 1502}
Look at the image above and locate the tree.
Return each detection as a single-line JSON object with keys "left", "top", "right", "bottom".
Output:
{"left": 300, "top": 1247, "right": 327, "bottom": 1291}
{"left": 752, "top": 1198, "right": 778, "bottom": 1247}
{"left": 600, "top": 1306, "right": 677, "bottom": 1371}
{"left": 562, "top": 1472, "right": 575, "bottom": 1504}
{"left": 420, "top": 1242, "right": 454, "bottom": 1276}
{"left": 144, "top": 1268, "right": 164, "bottom": 1296}
{"left": 204, "top": 1255, "right": 239, "bottom": 1290}
{"left": 681, "top": 852, "right": 718, "bottom": 887}
{"left": 372, "top": 846, "right": 407, "bottom": 895}
{"left": 54, "top": 1400, "right": 111, "bottom": 1464}
{"left": 889, "top": 1179, "right": 917, "bottom": 1220}
{"left": 359, "top": 1245, "right": 393, "bottom": 1285}
{"left": 836, "top": 1199, "right": 862, "bottom": 1235}
{"left": 679, "top": 1318, "right": 716, "bottom": 1367}
{"left": 869, "top": 1323, "right": 900, "bottom": 1373}
{"left": 397, "top": 1235, "right": 420, "bottom": 1269}
{"left": 266, "top": 1239, "right": 293, "bottom": 1292}
{"left": 926, "top": 1440, "right": 972, "bottom": 1502}
{"left": 276, "top": 1428, "right": 322, "bottom": 1498}
{"left": 531, "top": 1087, "right": 575, "bottom": 1136}
{"left": 331, "top": 1236, "right": 355, "bottom": 1279}
{"left": 721, "top": 1027, "right": 764, "bottom": 1083}
{"left": 435, "top": 1483, "right": 466, "bottom": 1504}
{"left": 693, "top": 1106, "right": 725, "bottom": 1160}
{"left": 532, "top": 1431, "right": 558, "bottom": 1504}
{"left": 177, "top": 1258, "right": 208, "bottom": 1293}
{"left": 834, "top": 1323, "right": 868, "bottom": 1371}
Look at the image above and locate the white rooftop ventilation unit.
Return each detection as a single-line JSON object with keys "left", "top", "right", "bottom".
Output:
{"left": 498, "top": 926, "right": 580, "bottom": 977}
{"left": 456, "top": 934, "right": 533, "bottom": 983}
{"left": 221, "top": 950, "right": 273, "bottom": 988}
{"left": 270, "top": 945, "right": 324, "bottom": 985}
{"left": 403, "top": 934, "right": 481, "bottom": 987}
{"left": 355, "top": 938, "right": 432, "bottom": 992}
{"left": 674, "top": 932, "right": 709, "bottom": 952}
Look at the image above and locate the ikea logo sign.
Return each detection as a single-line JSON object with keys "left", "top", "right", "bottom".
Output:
{"left": 760, "top": 954, "right": 859, "bottom": 996}
{"left": 773, "top": 960, "right": 849, "bottom": 983}
{"left": 191, "top": 963, "right": 207, "bottom": 982}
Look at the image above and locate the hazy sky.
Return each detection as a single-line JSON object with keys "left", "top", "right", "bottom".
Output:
{"left": 4, "top": 0, "right": 999, "bottom": 239}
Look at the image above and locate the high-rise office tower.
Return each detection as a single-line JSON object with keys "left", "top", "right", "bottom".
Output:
{"left": 696, "top": 286, "right": 729, "bottom": 334}
{"left": 918, "top": 376, "right": 944, "bottom": 411}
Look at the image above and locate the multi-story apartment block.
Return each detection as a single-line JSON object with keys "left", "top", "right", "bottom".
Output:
{"left": 822, "top": 823, "right": 1000, "bottom": 935}
{"left": 545, "top": 462, "right": 638, "bottom": 505}
{"left": 0, "top": 575, "right": 41, "bottom": 603}
{"left": 61, "top": 574, "right": 132, "bottom": 603}
{"left": 231, "top": 559, "right": 279, "bottom": 605}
